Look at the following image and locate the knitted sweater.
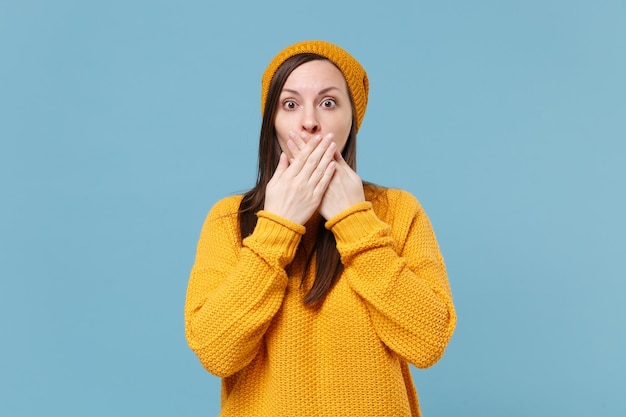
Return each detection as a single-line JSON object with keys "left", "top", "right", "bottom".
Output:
{"left": 185, "top": 186, "right": 456, "bottom": 416}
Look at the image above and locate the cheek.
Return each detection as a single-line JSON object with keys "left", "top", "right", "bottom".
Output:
{"left": 274, "top": 114, "right": 293, "bottom": 140}
{"left": 273, "top": 116, "right": 287, "bottom": 145}
{"left": 338, "top": 107, "right": 353, "bottom": 132}
{"left": 336, "top": 116, "right": 352, "bottom": 148}
{"left": 274, "top": 132, "right": 293, "bottom": 158}
{"left": 341, "top": 118, "right": 352, "bottom": 135}
{"left": 274, "top": 132, "right": 287, "bottom": 152}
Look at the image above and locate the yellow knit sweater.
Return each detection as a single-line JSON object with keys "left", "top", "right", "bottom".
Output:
{"left": 185, "top": 186, "right": 456, "bottom": 416}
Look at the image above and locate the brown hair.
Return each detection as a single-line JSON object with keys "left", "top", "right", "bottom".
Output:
{"left": 239, "top": 53, "right": 358, "bottom": 305}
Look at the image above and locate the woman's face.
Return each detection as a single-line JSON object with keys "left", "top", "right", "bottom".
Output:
{"left": 274, "top": 59, "right": 353, "bottom": 159}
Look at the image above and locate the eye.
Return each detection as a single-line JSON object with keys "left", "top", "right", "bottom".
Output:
{"left": 282, "top": 100, "right": 297, "bottom": 110}
{"left": 321, "top": 99, "right": 336, "bottom": 108}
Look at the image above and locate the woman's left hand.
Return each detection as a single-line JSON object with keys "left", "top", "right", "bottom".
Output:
{"left": 291, "top": 132, "right": 365, "bottom": 220}
{"left": 318, "top": 151, "right": 365, "bottom": 220}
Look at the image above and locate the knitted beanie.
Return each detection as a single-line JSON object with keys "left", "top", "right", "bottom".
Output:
{"left": 261, "top": 40, "right": 369, "bottom": 131}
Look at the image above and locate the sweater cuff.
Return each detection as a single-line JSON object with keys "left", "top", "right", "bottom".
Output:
{"left": 245, "top": 210, "right": 305, "bottom": 268}
{"left": 325, "top": 202, "right": 388, "bottom": 244}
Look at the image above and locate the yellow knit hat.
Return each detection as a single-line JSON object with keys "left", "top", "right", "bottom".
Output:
{"left": 261, "top": 40, "right": 369, "bottom": 131}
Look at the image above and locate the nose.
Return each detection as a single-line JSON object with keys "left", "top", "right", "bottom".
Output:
{"left": 301, "top": 109, "right": 320, "bottom": 134}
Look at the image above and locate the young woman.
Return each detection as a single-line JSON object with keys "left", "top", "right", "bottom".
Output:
{"left": 185, "top": 40, "right": 456, "bottom": 416}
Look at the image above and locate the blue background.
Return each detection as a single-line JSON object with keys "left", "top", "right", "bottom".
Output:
{"left": 1, "top": 1, "right": 624, "bottom": 416}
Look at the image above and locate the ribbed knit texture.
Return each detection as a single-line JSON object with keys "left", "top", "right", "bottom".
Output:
{"left": 261, "top": 40, "right": 369, "bottom": 131}
{"left": 185, "top": 186, "right": 456, "bottom": 416}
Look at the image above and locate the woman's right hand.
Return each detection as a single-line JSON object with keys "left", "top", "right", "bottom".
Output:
{"left": 264, "top": 132, "right": 337, "bottom": 225}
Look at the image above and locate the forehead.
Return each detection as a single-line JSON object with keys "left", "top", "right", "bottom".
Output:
{"left": 282, "top": 60, "right": 348, "bottom": 92}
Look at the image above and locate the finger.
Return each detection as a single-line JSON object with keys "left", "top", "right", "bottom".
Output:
{"left": 334, "top": 148, "right": 346, "bottom": 163}
{"left": 307, "top": 141, "right": 337, "bottom": 186}
{"left": 299, "top": 134, "right": 334, "bottom": 178}
{"left": 295, "top": 131, "right": 330, "bottom": 156}
{"left": 313, "top": 160, "right": 336, "bottom": 198}
{"left": 288, "top": 134, "right": 325, "bottom": 175}
{"left": 286, "top": 138, "right": 299, "bottom": 158}
{"left": 273, "top": 152, "right": 289, "bottom": 177}
{"left": 304, "top": 133, "right": 334, "bottom": 167}
{"left": 289, "top": 131, "right": 307, "bottom": 153}
{"left": 334, "top": 150, "right": 356, "bottom": 175}
{"left": 285, "top": 131, "right": 309, "bottom": 160}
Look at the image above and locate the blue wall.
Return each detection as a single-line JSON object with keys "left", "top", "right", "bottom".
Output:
{"left": 1, "top": 1, "right": 624, "bottom": 415}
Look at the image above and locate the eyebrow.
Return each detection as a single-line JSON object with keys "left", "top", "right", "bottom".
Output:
{"left": 281, "top": 86, "right": 341, "bottom": 96}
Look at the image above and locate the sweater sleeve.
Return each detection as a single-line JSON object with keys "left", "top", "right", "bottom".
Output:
{"left": 184, "top": 198, "right": 304, "bottom": 377}
{"left": 325, "top": 191, "right": 456, "bottom": 368}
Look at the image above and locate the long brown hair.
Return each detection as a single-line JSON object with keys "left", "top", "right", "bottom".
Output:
{"left": 239, "top": 53, "right": 359, "bottom": 305}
